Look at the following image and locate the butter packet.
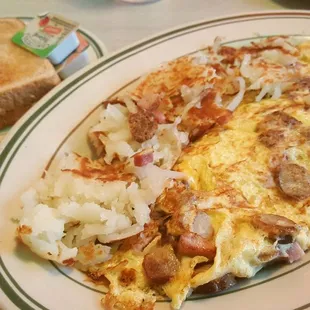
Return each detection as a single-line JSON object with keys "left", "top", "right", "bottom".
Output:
{"left": 12, "top": 13, "right": 79, "bottom": 59}
{"left": 55, "top": 32, "right": 91, "bottom": 79}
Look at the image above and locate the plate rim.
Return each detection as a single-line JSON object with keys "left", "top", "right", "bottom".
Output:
{"left": 1, "top": 10, "right": 310, "bottom": 310}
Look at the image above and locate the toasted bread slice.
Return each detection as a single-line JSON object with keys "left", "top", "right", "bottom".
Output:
{"left": 0, "top": 18, "right": 61, "bottom": 129}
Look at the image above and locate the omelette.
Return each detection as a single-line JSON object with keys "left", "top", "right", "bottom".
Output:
{"left": 17, "top": 36, "right": 310, "bottom": 310}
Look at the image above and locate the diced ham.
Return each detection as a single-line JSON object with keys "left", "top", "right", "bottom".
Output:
{"left": 177, "top": 232, "right": 216, "bottom": 259}
{"left": 133, "top": 149, "right": 154, "bottom": 167}
{"left": 279, "top": 163, "right": 310, "bottom": 200}
{"left": 278, "top": 242, "right": 305, "bottom": 263}
{"left": 143, "top": 246, "right": 179, "bottom": 284}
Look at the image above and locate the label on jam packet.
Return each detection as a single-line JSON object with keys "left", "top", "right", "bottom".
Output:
{"left": 12, "top": 13, "right": 79, "bottom": 58}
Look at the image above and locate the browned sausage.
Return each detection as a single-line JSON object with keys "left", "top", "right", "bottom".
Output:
{"left": 251, "top": 214, "right": 300, "bottom": 238}
{"left": 143, "top": 246, "right": 179, "bottom": 284}
{"left": 194, "top": 273, "right": 236, "bottom": 294}
{"left": 258, "top": 129, "right": 285, "bottom": 147}
{"left": 257, "top": 111, "right": 301, "bottom": 132}
{"left": 177, "top": 232, "right": 216, "bottom": 260}
{"left": 278, "top": 163, "right": 310, "bottom": 200}
{"left": 128, "top": 109, "right": 158, "bottom": 143}
{"left": 300, "top": 127, "right": 310, "bottom": 140}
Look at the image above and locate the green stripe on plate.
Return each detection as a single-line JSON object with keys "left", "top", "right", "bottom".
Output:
{"left": 1, "top": 12, "right": 310, "bottom": 309}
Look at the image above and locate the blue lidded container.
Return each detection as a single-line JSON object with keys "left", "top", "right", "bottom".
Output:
{"left": 48, "top": 31, "right": 80, "bottom": 65}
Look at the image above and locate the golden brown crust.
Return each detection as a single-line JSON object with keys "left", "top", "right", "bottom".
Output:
{"left": 0, "top": 18, "right": 60, "bottom": 129}
{"left": 0, "top": 74, "right": 60, "bottom": 129}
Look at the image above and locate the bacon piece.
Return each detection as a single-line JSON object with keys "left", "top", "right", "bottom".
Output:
{"left": 133, "top": 149, "right": 154, "bottom": 167}
{"left": 279, "top": 242, "right": 305, "bottom": 263}
{"left": 177, "top": 232, "right": 216, "bottom": 259}
{"left": 128, "top": 109, "right": 158, "bottom": 143}
{"left": 143, "top": 246, "right": 179, "bottom": 284}
{"left": 194, "top": 273, "right": 236, "bottom": 294}
{"left": 258, "top": 129, "right": 285, "bottom": 147}
{"left": 251, "top": 214, "right": 300, "bottom": 238}
{"left": 279, "top": 163, "right": 310, "bottom": 200}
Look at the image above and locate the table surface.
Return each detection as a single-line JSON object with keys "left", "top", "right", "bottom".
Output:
{"left": 1, "top": 0, "right": 310, "bottom": 53}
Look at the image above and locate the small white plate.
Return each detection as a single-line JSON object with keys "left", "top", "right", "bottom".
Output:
{"left": 0, "top": 10, "right": 310, "bottom": 310}
{"left": 0, "top": 16, "right": 108, "bottom": 142}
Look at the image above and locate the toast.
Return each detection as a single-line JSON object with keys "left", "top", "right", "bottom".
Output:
{"left": 0, "top": 18, "right": 61, "bottom": 129}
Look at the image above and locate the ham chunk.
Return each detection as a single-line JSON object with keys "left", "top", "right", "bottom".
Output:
{"left": 143, "top": 246, "right": 179, "bottom": 284}
{"left": 133, "top": 149, "right": 154, "bottom": 167}
{"left": 177, "top": 232, "right": 216, "bottom": 259}
{"left": 279, "top": 241, "right": 305, "bottom": 263}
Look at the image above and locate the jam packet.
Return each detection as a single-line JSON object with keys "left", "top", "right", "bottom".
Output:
{"left": 12, "top": 13, "right": 79, "bottom": 64}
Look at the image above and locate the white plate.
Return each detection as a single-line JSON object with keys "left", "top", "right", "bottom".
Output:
{"left": 0, "top": 16, "right": 108, "bottom": 142}
{"left": 1, "top": 10, "right": 310, "bottom": 310}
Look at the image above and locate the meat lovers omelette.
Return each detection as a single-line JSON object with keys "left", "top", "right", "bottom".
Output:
{"left": 17, "top": 36, "right": 310, "bottom": 309}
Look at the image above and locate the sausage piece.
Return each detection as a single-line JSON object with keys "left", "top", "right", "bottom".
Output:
{"left": 143, "top": 246, "right": 179, "bottom": 284}
{"left": 300, "top": 127, "right": 310, "bottom": 141}
{"left": 128, "top": 109, "right": 158, "bottom": 143}
{"left": 252, "top": 214, "right": 300, "bottom": 238}
{"left": 258, "top": 129, "right": 285, "bottom": 147}
{"left": 279, "top": 163, "right": 310, "bottom": 200}
{"left": 257, "top": 111, "right": 301, "bottom": 132}
{"left": 194, "top": 273, "right": 236, "bottom": 294}
{"left": 177, "top": 232, "right": 216, "bottom": 260}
